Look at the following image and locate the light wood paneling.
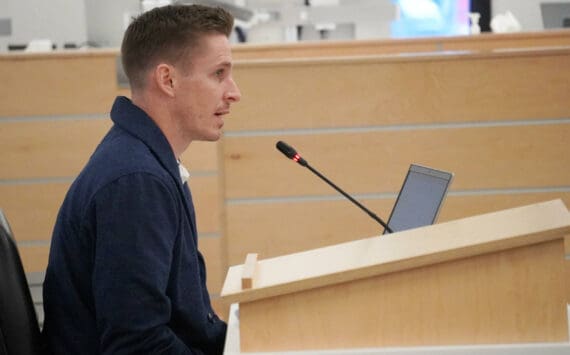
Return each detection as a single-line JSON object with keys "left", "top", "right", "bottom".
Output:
{"left": 240, "top": 239, "right": 568, "bottom": 351}
{"left": 3, "top": 40, "right": 569, "bottom": 328}
{"left": 0, "top": 183, "right": 68, "bottom": 241}
{"left": 0, "top": 119, "right": 112, "bottom": 179}
{"left": 180, "top": 141, "right": 219, "bottom": 173}
{"left": 222, "top": 124, "right": 570, "bottom": 199}
{"left": 226, "top": 193, "right": 570, "bottom": 265}
{"left": 199, "top": 236, "right": 224, "bottom": 294}
{"left": 0, "top": 53, "right": 118, "bottom": 117}
{"left": 223, "top": 44, "right": 570, "bottom": 307}
{"left": 226, "top": 198, "right": 393, "bottom": 265}
{"left": 441, "top": 30, "right": 570, "bottom": 51}
{"left": 0, "top": 120, "right": 220, "bottom": 180}
{"left": 190, "top": 175, "right": 221, "bottom": 234}
{"left": 232, "top": 30, "right": 570, "bottom": 60}
{"left": 19, "top": 245, "right": 50, "bottom": 274}
{"left": 223, "top": 200, "right": 570, "bottom": 302}
{"left": 210, "top": 297, "right": 230, "bottom": 322}
{"left": 232, "top": 37, "right": 437, "bottom": 60}
{"left": 116, "top": 87, "right": 131, "bottom": 98}
{"left": 439, "top": 194, "right": 570, "bottom": 223}
{"left": 229, "top": 49, "right": 570, "bottom": 131}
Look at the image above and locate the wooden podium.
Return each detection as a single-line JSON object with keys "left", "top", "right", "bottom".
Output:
{"left": 221, "top": 200, "right": 570, "bottom": 353}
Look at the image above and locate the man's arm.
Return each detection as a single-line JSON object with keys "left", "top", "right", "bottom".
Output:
{"left": 91, "top": 173, "right": 203, "bottom": 354}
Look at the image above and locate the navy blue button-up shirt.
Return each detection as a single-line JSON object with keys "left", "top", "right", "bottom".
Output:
{"left": 42, "top": 96, "right": 226, "bottom": 354}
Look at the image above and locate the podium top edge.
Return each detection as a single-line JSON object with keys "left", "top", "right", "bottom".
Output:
{"left": 221, "top": 199, "right": 570, "bottom": 304}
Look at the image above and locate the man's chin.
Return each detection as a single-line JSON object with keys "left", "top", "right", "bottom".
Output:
{"left": 203, "top": 131, "right": 223, "bottom": 142}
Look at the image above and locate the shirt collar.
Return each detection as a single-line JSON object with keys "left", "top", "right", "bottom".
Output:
{"left": 178, "top": 161, "right": 190, "bottom": 184}
{"left": 110, "top": 96, "right": 180, "bottom": 185}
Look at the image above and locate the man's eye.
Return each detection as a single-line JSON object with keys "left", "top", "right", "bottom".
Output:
{"left": 215, "top": 69, "right": 224, "bottom": 77}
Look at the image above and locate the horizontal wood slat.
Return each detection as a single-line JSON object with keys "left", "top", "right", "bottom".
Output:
{"left": 198, "top": 236, "right": 224, "bottom": 294}
{"left": 0, "top": 120, "right": 220, "bottom": 179}
{"left": 0, "top": 183, "right": 67, "bottom": 241}
{"left": 225, "top": 193, "right": 570, "bottom": 265}
{"left": 441, "top": 30, "right": 570, "bottom": 51}
{"left": 180, "top": 142, "right": 219, "bottom": 173}
{"left": 0, "top": 119, "right": 112, "bottom": 179}
{"left": 229, "top": 49, "right": 570, "bottom": 131}
{"left": 19, "top": 246, "right": 50, "bottom": 274}
{"left": 0, "top": 55, "right": 118, "bottom": 117}
{"left": 189, "top": 175, "right": 221, "bottom": 235}
{"left": 232, "top": 30, "right": 570, "bottom": 60}
{"left": 210, "top": 297, "right": 230, "bottom": 322}
{"left": 222, "top": 124, "right": 570, "bottom": 199}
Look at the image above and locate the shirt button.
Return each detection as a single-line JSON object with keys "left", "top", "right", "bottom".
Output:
{"left": 207, "top": 312, "right": 214, "bottom": 322}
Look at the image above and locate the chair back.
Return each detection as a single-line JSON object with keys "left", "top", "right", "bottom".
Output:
{"left": 0, "top": 209, "right": 44, "bottom": 355}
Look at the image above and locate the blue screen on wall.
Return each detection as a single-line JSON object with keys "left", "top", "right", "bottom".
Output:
{"left": 391, "top": 0, "right": 471, "bottom": 38}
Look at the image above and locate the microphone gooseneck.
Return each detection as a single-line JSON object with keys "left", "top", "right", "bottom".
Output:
{"left": 275, "top": 140, "right": 393, "bottom": 234}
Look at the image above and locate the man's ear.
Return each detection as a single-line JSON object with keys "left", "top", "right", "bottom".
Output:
{"left": 154, "top": 63, "right": 175, "bottom": 97}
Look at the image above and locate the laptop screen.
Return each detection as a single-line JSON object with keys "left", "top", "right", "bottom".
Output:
{"left": 384, "top": 164, "right": 453, "bottom": 234}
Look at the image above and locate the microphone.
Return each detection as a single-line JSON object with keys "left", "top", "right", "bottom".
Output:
{"left": 276, "top": 141, "right": 393, "bottom": 234}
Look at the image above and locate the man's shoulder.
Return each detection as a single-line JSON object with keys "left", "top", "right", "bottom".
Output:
{"left": 68, "top": 127, "right": 177, "bottom": 207}
{"left": 90, "top": 126, "right": 169, "bottom": 180}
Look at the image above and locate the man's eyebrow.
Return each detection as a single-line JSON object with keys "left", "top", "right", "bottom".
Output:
{"left": 216, "top": 61, "right": 232, "bottom": 69}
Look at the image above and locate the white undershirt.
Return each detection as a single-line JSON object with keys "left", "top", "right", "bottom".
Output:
{"left": 178, "top": 161, "right": 190, "bottom": 184}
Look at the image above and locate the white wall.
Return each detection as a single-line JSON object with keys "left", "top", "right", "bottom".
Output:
{"left": 245, "top": 0, "right": 395, "bottom": 43}
{"left": 0, "top": 0, "right": 87, "bottom": 51}
{"left": 84, "top": 0, "right": 140, "bottom": 48}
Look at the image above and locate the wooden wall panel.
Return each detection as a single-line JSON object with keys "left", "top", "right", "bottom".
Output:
{"left": 0, "top": 53, "right": 118, "bottom": 117}
{"left": 2, "top": 39, "right": 569, "bottom": 325}
{"left": 0, "top": 120, "right": 220, "bottom": 180}
{"left": 189, "top": 175, "right": 221, "bottom": 234}
{"left": 441, "top": 30, "right": 570, "bottom": 51}
{"left": 232, "top": 30, "right": 570, "bottom": 60}
{"left": 19, "top": 246, "right": 50, "bottom": 274}
{"left": 229, "top": 49, "right": 570, "bottom": 131}
{"left": 223, "top": 124, "right": 570, "bottom": 199}
{"left": 0, "top": 183, "right": 68, "bottom": 241}
{"left": 0, "top": 119, "right": 112, "bottom": 179}
{"left": 225, "top": 193, "right": 570, "bottom": 265}
{"left": 199, "top": 236, "right": 224, "bottom": 294}
{"left": 222, "top": 48, "right": 570, "bottom": 276}
{"left": 211, "top": 297, "right": 230, "bottom": 322}
{"left": 180, "top": 141, "right": 219, "bottom": 172}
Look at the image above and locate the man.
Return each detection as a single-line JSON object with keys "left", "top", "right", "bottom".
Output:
{"left": 42, "top": 4, "right": 241, "bottom": 354}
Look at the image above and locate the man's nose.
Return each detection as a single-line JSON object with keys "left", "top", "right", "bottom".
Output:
{"left": 225, "top": 77, "right": 241, "bottom": 103}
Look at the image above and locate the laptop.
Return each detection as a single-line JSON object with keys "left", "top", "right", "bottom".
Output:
{"left": 541, "top": 2, "right": 570, "bottom": 29}
{"left": 384, "top": 164, "right": 453, "bottom": 234}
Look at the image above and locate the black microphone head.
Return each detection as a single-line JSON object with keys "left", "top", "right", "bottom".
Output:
{"left": 276, "top": 141, "right": 297, "bottom": 159}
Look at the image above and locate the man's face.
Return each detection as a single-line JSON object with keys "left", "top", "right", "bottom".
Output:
{"left": 171, "top": 33, "right": 241, "bottom": 143}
